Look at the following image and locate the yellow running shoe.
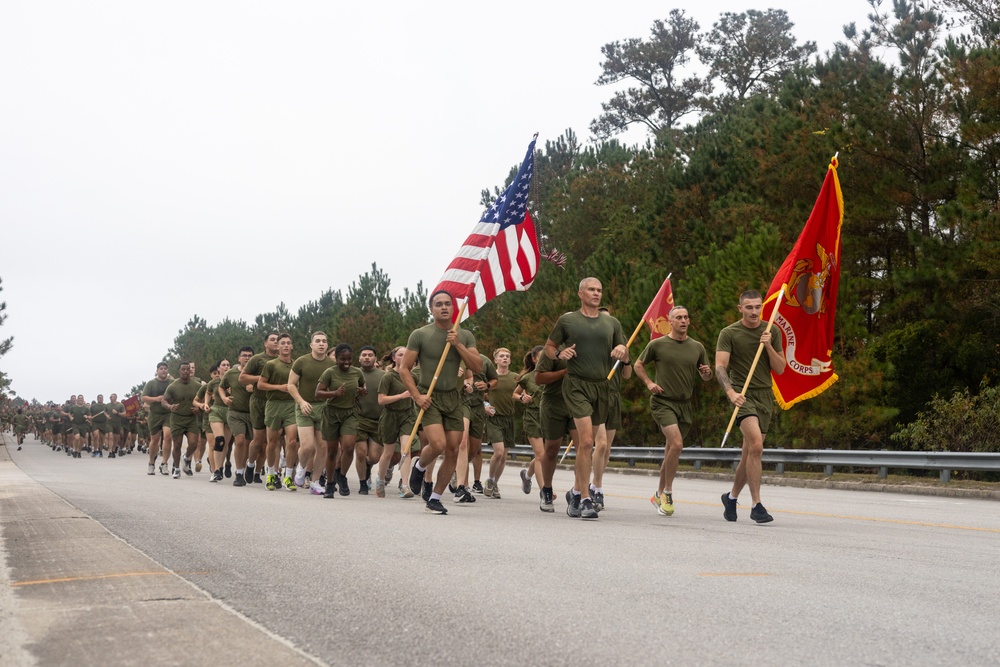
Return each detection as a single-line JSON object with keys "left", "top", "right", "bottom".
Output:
{"left": 659, "top": 491, "right": 675, "bottom": 516}
{"left": 265, "top": 473, "right": 278, "bottom": 491}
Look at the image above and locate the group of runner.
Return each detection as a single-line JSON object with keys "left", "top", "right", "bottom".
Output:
{"left": 4, "top": 394, "right": 145, "bottom": 457}
{"left": 4, "top": 277, "right": 785, "bottom": 523}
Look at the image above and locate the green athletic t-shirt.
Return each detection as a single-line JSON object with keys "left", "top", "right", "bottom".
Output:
{"left": 70, "top": 405, "right": 90, "bottom": 425}
{"left": 164, "top": 379, "right": 200, "bottom": 416}
{"left": 290, "top": 354, "right": 335, "bottom": 404}
{"left": 261, "top": 358, "right": 294, "bottom": 402}
{"left": 143, "top": 378, "right": 171, "bottom": 415}
{"left": 221, "top": 367, "right": 252, "bottom": 413}
{"left": 637, "top": 336, "right": 710, "bottom": 401}
{"left": 490, "top": 371, "right": 519, "bottom": 417}
{"left": 318, "top": 366, "right": 365, "bottom": 410}
{"left": 196, "top": 383, "right": 209, "bottom": 407}
{"left": 90, "top": 402, "right": 108, "bottom": 423}
{"left": 466, "top": 354, "right": 498, "bottom": 407}
{"left": 378, "top": 369, "right": 413, "bottom": 413}
{"left": 107, "top": 402, "right": 125, "bottom": 424}
{"left": 358, "top": 367, "right": 385, "bottom": 419}
{"left": 205, "top": 378, "right": 222, "bottom": 408}
{"left": 517, "top": 371, "right": 540, "bottom": 403}
{"left": 405, "top": 324, "right": 476, "bottom": 392}
{"left": 716, "top": 320, "right": 782, "bottom": 392}
{"left": 547, "top": 311, "right": 626, "bottom": 381}
{"left": 535, "top": 353, "right": 568, "bottom": 398}
{"left": 243, "top": 352, "right": 277, "bottom": 404}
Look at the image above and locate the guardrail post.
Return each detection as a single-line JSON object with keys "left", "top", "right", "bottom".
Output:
{"left": 824, "top": 448, "right": 833, "bottom": 476}
{"left": 940, "top": 469, "right": 951, "bottom": 483}
{"left": 878, "top": 467, "right": 888, "bottom": 479}
{"left": 693, "top": 460, "right": 702, "bottom": 471}
{"left": 628, "top": 458, "right": 636, "bottom": 468}
{"left": 775, "top": 463, "right": 785, "bottom": 475}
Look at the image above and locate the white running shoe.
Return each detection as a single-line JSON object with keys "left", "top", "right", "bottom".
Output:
{"left": 309, "top": 480, "right": 325, "bottom": 495}
{"left": 294, "top": 465, "right": 307, "bottom": 487}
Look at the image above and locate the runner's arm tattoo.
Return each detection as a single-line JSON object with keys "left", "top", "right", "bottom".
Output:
{"left": 716, "top": 366, "right": 733, "bottom": 393}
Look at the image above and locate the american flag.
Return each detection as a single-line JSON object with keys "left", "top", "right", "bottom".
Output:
{"left": 433, "top": 137, "right": 540, "bottom": 322}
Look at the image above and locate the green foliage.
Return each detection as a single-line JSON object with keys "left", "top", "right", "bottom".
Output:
{"left": 892, "top": 383, "right": 1000, "bottom": 453}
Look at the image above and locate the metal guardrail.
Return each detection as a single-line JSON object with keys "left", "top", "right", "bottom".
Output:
{"left": 483, "top": 445, "right": 1000, "bottom": 483}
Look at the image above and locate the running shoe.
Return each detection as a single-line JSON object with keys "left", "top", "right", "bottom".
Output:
{"left": 580, "top": 498, "right": 599, "bottom": 520}
{"left": 244, "top": 467, "right": 255, "bottom": 485}
{"left": 283, "top": 476, "right": 296, "bottom": 491}
{"left": 265, "top": 474, "right": 278, "bottom": 491}
{"left": 448, "top": 472, "right": 458, "bottom": 493}
{"left": 159, "top": 463, "right": 169, "bottom": 476}
{"left": 294, "top": 465, "right": 307, "bottom": 488}
{"left": 171, "top": 468, "right": 181, "bottom": 479}
{"left": 253, "top": 472, "right": 263, "bottom": 484}
{"left": 182, "top": 458, "right": 193, "bottom": 476}
{"left": 359, "top": 480, "right": 369, "bottom": 495}
{"left": 309, "top": 481, "right": 325, "bottom": 495}
{"left": 385, "top": 465, "right": 394, "bottom": 485}
{"left": 566, "top": 490, "right": 581, "bottom": 518}
{"left": 210, "top": 470, "right": 222, "bottom": 482}
{"left": 425, "top": 498, "right": 448, "bottom": 515}
{"left": 660, "top": 492, "right": 674, "bottom": 517}
{"left": 147, "top": 464, "right": 155, "bottom": 476}
{"left": 195, "top": 460, "right": 203, "bottom": 473}
{"left": 750, "top": 503, "right": 774, "bottom": 524}
{"left": 399, "top": 485, "right": 414, "bottom": 499}
{"left": 471, "top": 480, "right": 484, "bottom": 494}
{"left": 323, "top": 482, "right": 336, "bottom": 499}
{"left": 454, "top": 486, "right": 476, "bottom": 503}
{"left": 421, "top": 481, "right": 433, "bottom": 503}
{"left": 650, "top": 492, "right": 661, "bottom": 512}
{"left": 375, "top": 478, "right": 386, "bottom": 498}
{"left": 593, "top": 491, "right": 605, "bottom": 512}
{"left": 337, "top": 472, "right": 350, "bottom": 496}
{"left": 722, "top": 493, "right": 738, "bottom": 522}
{"left": 408, "top": 466, "right": 424, "bottom": 500}
{"left": 539, "top": 488, "right": 554, "bottom": 513}
{"left": 233, "top": 474, "right": 246, "bottom": 487}
{"left": 224, "top": 461, "right": 232, "bottom": 478}
{"left": 520, "top": 469, "right": 532, "bottom": 494}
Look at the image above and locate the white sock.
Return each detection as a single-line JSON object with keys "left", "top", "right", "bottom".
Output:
{"left": 729, "top": 493, "right": 738, "bottom": 501}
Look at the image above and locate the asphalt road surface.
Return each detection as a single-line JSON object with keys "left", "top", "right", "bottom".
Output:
{"left": 2, "top": 433, "right": 999, "bottom": 667}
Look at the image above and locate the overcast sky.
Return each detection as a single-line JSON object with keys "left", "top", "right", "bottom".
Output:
{"left": 1, "top": 0, "right": 870, "bottom": 402}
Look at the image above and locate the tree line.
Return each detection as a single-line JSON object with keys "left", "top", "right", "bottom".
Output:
{"left": 143, "top": 1, "right": 999, "bottom": 454}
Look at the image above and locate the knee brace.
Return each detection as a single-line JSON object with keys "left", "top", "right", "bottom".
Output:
{"left": 213, "top": 436, "right": 225, "bottom": 452}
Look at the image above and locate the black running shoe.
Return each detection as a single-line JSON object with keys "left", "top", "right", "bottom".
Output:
{"left": 750, "top": 503, "right": 774, "bottom": 524}
{"left": 722, "top": 493, "right": 738, "bottom": 522}
{"left": 471, "top": 480, "right": 484, "bottom": 494}
{"left": 425, "top": 498, "right": 448, "bottom": 515}
{"left": 244, "top": 468, "right": 255, "bottom": 485}
{"left": 318, "top": 473, "right": 327, "bottom": 487}
{"left": 566, "top": 490, "right": 581, "bottom": 518}
{"left": 233, "top": 475, "right": 246, "bottom": 487}
{"left": 408, "top": 465, "right": 424, "bottom": 500}
{"left": 224, "top": 461, "right": 232, "bottom": 478}
{"left": 580, "top": 498, "right": 599, "bottom": 520}
{"left": 337, "top": 471, "right": 350, "bottom": 496}
{"left": 359, "top": 480, "right": 369, "bottom": 495}
{"left": 365, "top": 461, "right": 373, "bottom": 484}
{"left": 323, "top": 482, "right": 336, "bottom": 499}
{"left": 253, "top": 473, "right": 263, "bottom": 484}
{"left": 421, "top": 480, "right": 433, "bottom": 502}
{"left": 454, "top": 486, "right": 476, "bottom": 503}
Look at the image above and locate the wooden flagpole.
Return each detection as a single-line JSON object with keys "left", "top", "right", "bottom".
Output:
{"left": 720, "top": 286, "right": 785, "bottom": 448}
{"left": 402, "top": 300, "right": 469, "bottom": 464}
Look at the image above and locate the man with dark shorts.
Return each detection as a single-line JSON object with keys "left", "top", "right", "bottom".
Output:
{"left": 259, "top": 333, "right": 299, "bottom": 491}
{"left": 239, "top": 332, "right": 279, "bottom": 483}
{"left": 142, "top": 362, "right": 172, "bottom": 475}
{"left": 107, "top": 393, "right": 125, "bottom": 457}
{"left": 354, "top": 345, "right": 385, "bottom": 495}
{"left": 534, "top": 346, "right": 574, "bottom": 512}
{"left": 545, "top": 277, "right": 628, "bottom": 520}
{"left": 402, "top": 290, "right": 482, "bottom": 515}
{"left": 716, "top": 290, "right": 786, "bottom": 523}
{"left": 288, "top": 333, "right": 334, "bottom": 492}
{"left": 162, "top": 361, "right": 203, "bottom": 479}
{"left": 634, "top": 305, "right": 712, "bottom": 517}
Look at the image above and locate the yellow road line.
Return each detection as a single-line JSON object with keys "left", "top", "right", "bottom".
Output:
{"left": 615, "top": 495, "right": 1000, "bottom": 533}
{"left": 10, "top": 571, "right": 209, "bottom": 587}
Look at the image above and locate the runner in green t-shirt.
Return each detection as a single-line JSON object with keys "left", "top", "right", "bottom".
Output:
{"left": 88, "top": 394, "right": 109, "bottom": 457}
{"left": 316, "top": 343, "right": 366, "bottom": 498}
{"left": 715, "top": 289, "right": 786, "bottom": 524}
{"left": 458, "top": 353, "right": 497, "bottom": 497}
{"left": 591, "top": 307, "right": 634, "bottom": 512}
{"left": 162, "top": 361, "right": 203, "bottom": 479}
{"left": 483, "top": 347, "right": 518, "bottom": 499}
{"left": 142, "top": 362, "right": 172, "bottom": 475}
{"left": 375, "top": 346, "right": 417, "bottom": 498}
{"left": 238, "top": 331, "right": 279, "bottom": 485}
{"left": 513, "top": 346, "right": 543, "bottom": 497}
{"left": 288, "top": 332, "right": 334, "bottom": 494}
{"left": 400, "top": 289, "right": 482, "bottom": 515}
{"left": 106, "top": 393, "right": 125, "bottom": 457}
{"left": 205, "top": 360, "right": 232, "bottom": 482}
{"left": 545, "top": 277, "right": 628, "bottom": 520}
{"left": 220, "top": 346, "right": 255, "bottom": 487}
{"left": 353, "top": 345, "right": 386, "bottom": 495}
{"left": 258, "top": 333, "right": 298, "bottom": 491}
{"left": 634, "top": 305, "right": 712, "bottom": 517}
{"left": 534, "top": 347, "right": 573, "bottom": 512}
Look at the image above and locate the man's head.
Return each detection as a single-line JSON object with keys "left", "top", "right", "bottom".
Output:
{"left": 179, "top": 361, "right": 193, "bottom": 381}
{"left": 97, "top": 394, "right": 104, "bottom": 403}
{"left": 156, "top": 362, "right": 169, "bottom": 380}
{"left": 738, "top": 290, "right": 764, "bottom": 327}
{"left": 429, "top": 290, "right": 454, "bottom": 324}
{"left": 668, "top": 306, "right": 690, "bottom": 336}
{"left": 493, "top": 347, "right": 511, "bottom": 369}
{"left": 334, "top": 343, "right": 353, "bottom": 370}
{"left": 264, "top": 331, "right": 280, "bottom": 355}
{"left": 578, "top": 277, "right": 603, "bottom": 308}
{"left": 358, "top": 346, "right": 377, "bottom": 371}
{"left": 110, "top": 393, "right": 117, "bottom": 402}
{"left": 277, "top": 333, "right": 293, "bottom": 358}
{"left": 310, "top": 331, "right": 329, "bottom": 358}
{"left": 237, "top": 346, "right": 254, "bottom": 366}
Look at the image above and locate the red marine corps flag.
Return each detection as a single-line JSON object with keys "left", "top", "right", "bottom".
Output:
{"left": 642, "top": 276, "right": 674, "bottom": 341}
{"left": 122, "top": 395, "right": 141, "bottom": 417}
{"left": 433, "top": 136, "right": 540, "bottom": 322}
{"left": 762, "top": 155, "right": 843, "bottom": 409}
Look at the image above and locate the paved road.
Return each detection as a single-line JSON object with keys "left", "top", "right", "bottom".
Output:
{"left": 2, "top": 433, "right": 999, "bottom": 667}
